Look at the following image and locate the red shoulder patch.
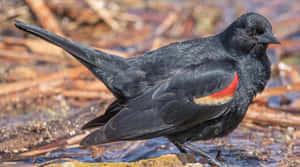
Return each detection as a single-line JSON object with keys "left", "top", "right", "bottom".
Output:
{"left": 210, "top": 73, "right": 239, "bottom": 98}
{"left": 193, "top": 73, "right": 239, "bottom": 105}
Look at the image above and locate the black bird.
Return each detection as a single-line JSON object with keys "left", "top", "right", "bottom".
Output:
{"left": 15, "top": 12, "right": 280, "bottom": 167}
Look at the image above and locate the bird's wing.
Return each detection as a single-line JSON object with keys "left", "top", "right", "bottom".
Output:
{"left": 81, "top": 60, "right": 239, "bottom": 145}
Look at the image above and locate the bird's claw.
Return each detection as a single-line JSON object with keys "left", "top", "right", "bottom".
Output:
{"left": 181, "top": 143, "right": 237, "bottom": 167}
{"left": 208, "top": 161, "right": 239, "bottom": 167}
{"left": 207, "top": 158, "right": 228, "bottom": 167}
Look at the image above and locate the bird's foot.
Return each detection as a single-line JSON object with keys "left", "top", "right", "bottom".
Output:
{"left": 205, "top": 155, "right": 228, "bottom": 167}
{"left": 181, "top": 143, "right": 232, "bottom": 167}
{"left": 169, "top": 138, "right": 188, "bottom": 153}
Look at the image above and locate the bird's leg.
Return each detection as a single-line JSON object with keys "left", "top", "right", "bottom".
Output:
{"left": 180, "top": 142, "right": 228, "bottom": 167}
{"left": 168, "top": 138, "right": 188, "bottom": 153}
{"left": 174, "top": 142, "right": 188, "bottom": 153}
{"left": 216, "top": 150, "right": 223, "bottom": 161}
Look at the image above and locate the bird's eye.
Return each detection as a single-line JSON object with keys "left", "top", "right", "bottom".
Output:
{"left": 255, "top": 28, "right": 264, "bottom": 35}
{"left": 246, "top": 27, "right": 264, "bottom": 36}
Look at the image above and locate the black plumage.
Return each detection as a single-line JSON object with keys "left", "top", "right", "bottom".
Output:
{"left": 15, "top": 12, "right": 280, "bottom": 167}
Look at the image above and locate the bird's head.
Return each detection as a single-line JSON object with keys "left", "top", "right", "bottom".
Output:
{"left": 220, "top": 12, "right": 280, "bottom": 55}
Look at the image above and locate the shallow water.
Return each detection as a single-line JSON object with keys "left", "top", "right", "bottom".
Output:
{"left": 6, "top": 124, "right": 298, "bottom": 166}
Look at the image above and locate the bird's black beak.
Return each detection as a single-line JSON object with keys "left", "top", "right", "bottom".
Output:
{"left": 257, "top": 30, "right": 281, "bottom": 44}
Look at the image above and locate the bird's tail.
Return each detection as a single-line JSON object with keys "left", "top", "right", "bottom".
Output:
{"left": 15, "top": 20, "right": 128, "bottom": 97}
{"left": 81, "top": 128, "right": 110, "bottom": 146}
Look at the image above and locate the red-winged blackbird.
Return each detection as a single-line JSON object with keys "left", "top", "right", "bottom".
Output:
{"left": 15, "top": 12, "right": 280, "bottom": 167}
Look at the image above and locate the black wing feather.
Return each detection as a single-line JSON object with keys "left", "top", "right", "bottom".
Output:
{"left": 81, "top": 60, "right": 238, "bottom": 146}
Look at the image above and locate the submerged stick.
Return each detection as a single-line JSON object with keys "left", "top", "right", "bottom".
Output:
{"left": 246, "top": 105, "right": 300, "bottom": 127}
{"left": 0, "top": 67, "right": 87, "bottom": 96}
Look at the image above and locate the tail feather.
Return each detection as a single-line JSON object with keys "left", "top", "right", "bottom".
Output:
{"left": 81, "top": 100, "right": 122, "bottom": 130}
{"left": 15, "top": 20, "right": 99, "bottom": 66}
{"left": 15, "top": 20, "right": 128, "bottom": 98}
{"left": 81, "top": 129, "right": 110, "bottom": 146}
